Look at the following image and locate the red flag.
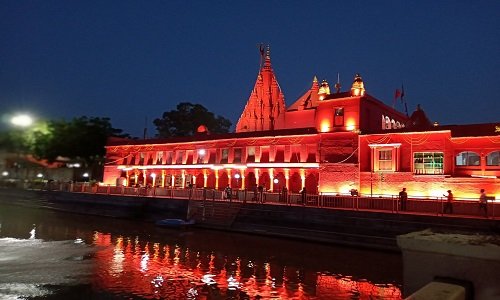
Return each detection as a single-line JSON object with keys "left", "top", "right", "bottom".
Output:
{"left": 394, "top": 89, "right": 401, "bottom": 100}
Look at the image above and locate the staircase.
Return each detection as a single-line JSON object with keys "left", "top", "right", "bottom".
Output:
{"left": 187, "top": 200, "right": 242, "bottom": 228}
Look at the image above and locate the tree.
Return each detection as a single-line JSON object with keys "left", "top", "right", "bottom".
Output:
{"left": 30, "top": 116, "right": 128, "bottom": 165}
{"left": 154, "top": 102, "right": 232, "bottom": 138}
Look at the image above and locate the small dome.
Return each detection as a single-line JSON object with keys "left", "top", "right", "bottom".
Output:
{"left": 408, "top": 104, "right": 432, "bottom": 129}
{"left": 197, "top": 125, "right": 209, "bottom": 133}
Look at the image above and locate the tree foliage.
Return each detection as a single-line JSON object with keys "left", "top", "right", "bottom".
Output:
{"left": 154, "top": 102, "right": 232, "bottom": 138}
{"left": 0, "top": 116, "right": 128, "bottom": 165}
{"left": 31, "top": 116, "right": 128, "bottom": 164}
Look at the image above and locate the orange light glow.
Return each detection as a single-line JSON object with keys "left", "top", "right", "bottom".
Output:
{"left": 345, "top": 118, "right": 356, "bottom": 131}
{"left": 320, "top": 119, "right": 331, "bottom": 132}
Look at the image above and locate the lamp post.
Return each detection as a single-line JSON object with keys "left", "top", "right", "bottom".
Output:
{"left": 234, "top": 173, "right": 240, "bottom": 189}
{"left": 10, "top": 113, "right": 34, "bottom": 183}
{"left": 11, "top": 114, "right": 33, "bottom": 127}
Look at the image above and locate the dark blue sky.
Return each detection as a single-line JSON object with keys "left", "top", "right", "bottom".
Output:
{"left": 1, "top": 1, "right": 499, "bottom": 137}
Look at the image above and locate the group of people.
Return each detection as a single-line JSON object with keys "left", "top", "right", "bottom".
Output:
{"left": 398, "top": 187, "right": 490, "bottom": 216}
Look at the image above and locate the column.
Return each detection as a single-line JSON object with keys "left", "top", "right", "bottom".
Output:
{"left": 269, "top": 168, "right": 274, "bottom": 192}
{"left": 215, "top": 169, "right": 219, "bottom": 190}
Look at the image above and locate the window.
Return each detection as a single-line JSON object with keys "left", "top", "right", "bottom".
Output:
{"left": 157, "top": 152, "right": 163, "bottom": 164}
{"left": 233, "top": 148, "right": 242, "bottom": 163}
{"left": 414, "top": 152, "right": 444, "bottom": 174}
{"left": 176, "top": 151, "right": 184, "bottom": 164}
{"left": 221, "top": 149, "right": 229, "bottom": 163}
{"left": 139, "top": 153, "right": 145, "bottom": 165}
{"left": 247, "top": 147, "right": 255, "bottom": 163}
{"left": 334, "top": 108, "right": 344, "bottom": 126}
{"left": 385, "top": 116, "right": 391, "bottom": 129}
{"left": 378, "top": 150, "right": 392, "bottom": 171}
{"left": 486, "top": 151, "right": 499, "bottom": 166}
{"left": 456, "top": 151, "right": 480, "bottom": 166}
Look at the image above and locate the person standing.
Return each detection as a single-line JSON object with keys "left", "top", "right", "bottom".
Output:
{"left": 399, "top": 188, "right": 408, "bottom": 211}
{"left": 300, "top": 187, "right": 307, "bottom": 205}
{"left": 443, "top": 190, "right": 454, "bottom": 214}
{"left": 479, "top": 189, "right": 488, "bottom": 217}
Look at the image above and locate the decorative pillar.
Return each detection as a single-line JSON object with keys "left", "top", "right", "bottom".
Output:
{"left": 142, "top": 170, "right": 147, "bottom": 185}
{"left": 300, "top": 169, "right": 306, "bottom": 189}
{"left": 134, "top": 170, "right": 139, "bottom": 185}
{"left": 171, "top": 174, "right": 175, "bottom": 188}
{"left": 241, "top": 173, "right": 246, "bottom": 190}
{"left": 284, "top": 169, "right": 290, "bottom": 190}
{"left": 255, "top": 169, "right": 260, "bottom": 186}
{"left": 125, "top": 170, "right": 130, "bottom": 187}
{"left": 215, "top": 169, "right": 219, "bottom": 190}
{"left": 161, "top": 170, "right": 166, "bottom": 187}
{"left": 203, "top": 170, "right": 208, "bottom": 188}
{"left": 226, "top": 168, "right": 232, "bottom": 188}
{"left": 181, "top": 170, "right": 186, "bottom": 188}
{"left": 269, "top": 168, "right": 274, "bottom": 192}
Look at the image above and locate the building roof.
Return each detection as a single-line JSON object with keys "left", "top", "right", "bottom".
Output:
{"left": 107, "top": 127, "right": 319, "bottom": 147}
{"left": 365, "top": 122, "right": 500, "bottom": 138}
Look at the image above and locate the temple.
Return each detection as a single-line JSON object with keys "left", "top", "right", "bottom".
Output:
{"left": 103, "top": 47, "right": 499, "bottom": 199}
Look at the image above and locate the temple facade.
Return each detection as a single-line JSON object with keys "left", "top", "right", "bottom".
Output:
{"left": 103, "top": 48, "right": 499, "bottom": 199}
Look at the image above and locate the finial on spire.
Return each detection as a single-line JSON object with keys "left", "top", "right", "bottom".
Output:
{"left": 313, "top": 76, "right": 318, "bottom": 83}
{"left": 334, "top": 73, "right": 341, "bottom": 93}
{"left": 318, "top": 79, "right": 330, "bottom": 100}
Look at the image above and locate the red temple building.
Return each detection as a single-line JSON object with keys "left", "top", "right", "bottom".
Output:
{"left": 103, "top": 47, "right": 499, "bottom": 199}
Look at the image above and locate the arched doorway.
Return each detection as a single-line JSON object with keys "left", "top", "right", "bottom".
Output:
{"left": 195, "top": 172, "right": 204, "bottom": 188}
{"left": 289, "top": 172, "right": 302, "bottom": 193}
{"left": 218, "top": 171, "right": 229, "bottom": 190}
{"left": 245, "top": 172, "right": 257, "bottom": 190}
{"left": 274, "top": 172, "right": 286, "bottom": 192}
{"left": 206, "top": 172, "right": 216, "bottom": 189}
{"left": 305, "top": 173, "right": 318, "bottom": 194}
{"left": 259, "top": 172, "right": 271, "bottom": 191}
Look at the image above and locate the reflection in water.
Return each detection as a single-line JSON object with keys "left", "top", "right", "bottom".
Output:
{"left": 0, "top": 203, "right": 402, "bottom": 299}
{"left": 91, "top": 231, "right": 402, "bottom": 299}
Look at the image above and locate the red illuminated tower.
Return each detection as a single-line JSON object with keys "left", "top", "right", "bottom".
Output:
{"left": 236, "top": 45, "right": 286, "bottom": 132}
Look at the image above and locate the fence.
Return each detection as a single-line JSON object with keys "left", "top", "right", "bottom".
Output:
{"left": 36, "top": 181, "right": 499, "bottom": 219}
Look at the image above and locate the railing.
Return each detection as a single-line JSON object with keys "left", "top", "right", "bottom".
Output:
{"left": 35, "top": 181, "right": 499, "bottom": 219}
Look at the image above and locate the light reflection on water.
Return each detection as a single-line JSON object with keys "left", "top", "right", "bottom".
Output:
{"left": 0, "top": 203, "right": 402, "bottom": 299}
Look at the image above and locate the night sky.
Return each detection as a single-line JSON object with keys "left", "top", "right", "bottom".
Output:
{"left": 1, "top": 1, "right": 499, "bottom": 138}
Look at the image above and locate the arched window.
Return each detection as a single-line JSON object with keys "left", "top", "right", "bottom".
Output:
{"left": 391, "top": 119, "right": 396, "bottom": 129}
{"left": 381, "top": 115, "right": 386, "bottom": 130}
{"left": 486, "top": 151, "right": 499, "bottom": 166}
{"left": 395, "top": 121, "right": 401, "bottom": 129}
{"left": 385, "top": 116, "right": 391, "bottom": 129}
{"left": 455, "top": 151, "right": 480, "bottom": 166}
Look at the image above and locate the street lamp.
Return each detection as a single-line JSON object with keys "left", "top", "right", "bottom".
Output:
{"left": 151, "top": 173, "right": 157, "bottom": 187}
{"left": 10, "top": 114, "right": 33, "bottom": 127}
{"left": 234, "top": 173, "right": 240, "bottom": 189}
{"left": 273, "top": 178, "right": 279, "bottom": 192}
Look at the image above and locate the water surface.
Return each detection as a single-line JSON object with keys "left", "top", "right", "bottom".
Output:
{"left": 0, "top": 202, "right": 403, "bottom": 299}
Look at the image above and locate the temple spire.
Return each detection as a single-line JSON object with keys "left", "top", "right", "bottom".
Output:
{"left": 236, "top": 45, "right": 286, "bottom": 133}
